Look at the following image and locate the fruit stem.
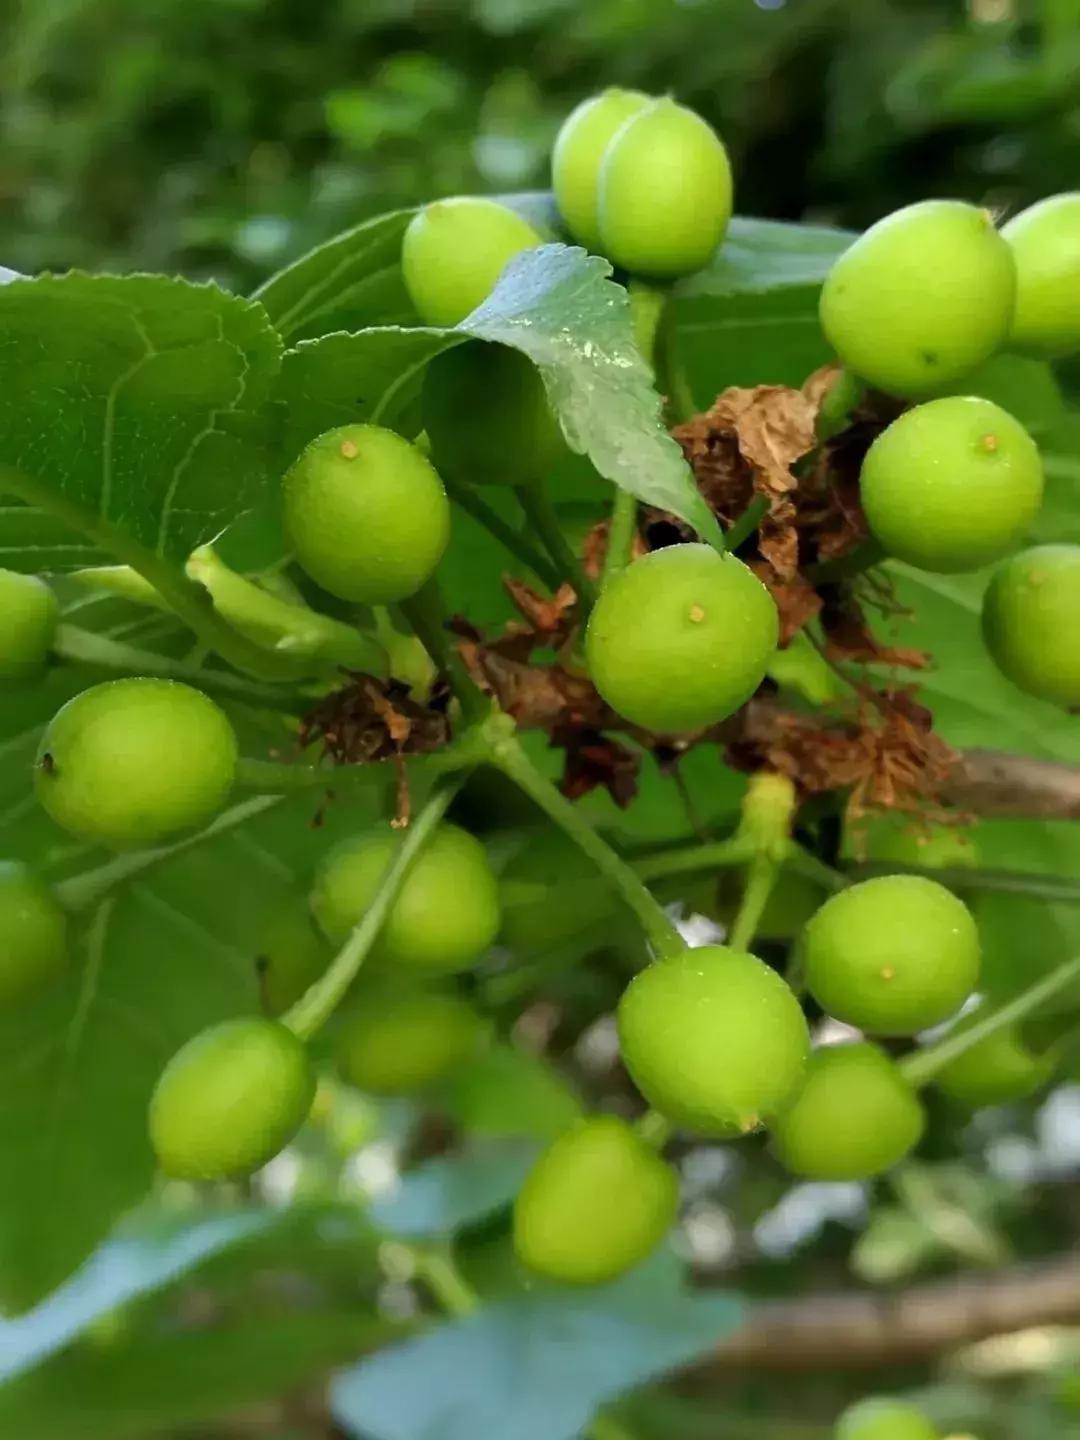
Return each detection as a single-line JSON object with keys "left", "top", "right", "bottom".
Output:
{"left": 52, "top": 625, "right": 306, "bottom": 710}
{"left": 409, "top": 1245, "right": 480, "bottom": 1318}
{"left": 655, "top": 296, "right": 696, "bottom": 424}
{"left": 602, "top": 487, "right": 639, "bottom": 585}
{"left": 722, "top": 496, "right": 769, "bottom": 554}
{"left": 398, "top": 578, "right": 487, "bottom": 723}
{"left": 815, "top": 367, "right": 865, "bottom": 442}
{"left": 783, "top": 841, "right": 848, "bottom": 894}
{"left": 900, "top": 953, "right": 1080, "bottom": 1090}
{"left": 628, "top": 279, "right": 669, "bottom": 370}
{"left": 54, "top": 794, "right": 286, "bottom": 912}
{"left": 805, "top": 538, "right": 886, "bottom": 584}
{"left": 516, "top": 476, "right": 597, "bottom": 606}
{"left": 282, "top": 772, "right": 471, "bottom": 1040}
{"left": 635, "top": 1108, "right": 674, "bottom": 1150}
{"left": 0, "top": 462, "right": 306, "bottom": 681}
{"left": 484, "top": 720, "right": 686, "bottom": 962}
{"left": 443, "top": 476, "right": 563, "bottom": 590}
{"left": 233, "top": 732, "right": 488, "bottom": 794}
{"left": 729, "top": 853, "right": 780, "bottom": 953}
{"left": 632, "top": 834, "right": 755, "bottom": 882}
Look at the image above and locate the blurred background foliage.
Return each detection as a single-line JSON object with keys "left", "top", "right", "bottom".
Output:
{"left": 2, "top": 0, "right": 1080, "bottom": 288}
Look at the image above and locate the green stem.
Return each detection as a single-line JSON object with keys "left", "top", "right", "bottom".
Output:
{"left": 632, "top": 835, "right": 754, "bottom": 882}
{"left": 815, "top": 367, "right": 864, "bottom": 442}
{"left": 443, "top": 476, "right": 562, "bottom": 590}
{"left": 729, "top": 853, "right": 780, "bottom": 952}
{"left": 602, "top": 488, "right": 638, "bottom": 586}
{"left": 783, "top": 841, "right": 848, "bottom": 893}
{"left": 282, "top": 774, "right": 469, "bottom": 1040}
{"left": 628, "top": 279, "right": 669, "bottom": 370}
{"left": 53, "top": 794, "right": 285, "bottom": 911}
{"left": 399, "top": 578, "right": 486, "bottom": 722}
{"left": 655, "top": 298, "right": 696, "bottom": 424}
{"left": 233, "top": 730, "right": 489, "bottom": 794}
{"left": 411, "top": 1247, "right": 480, "bottom": 1318}
{"left": 0, "top": 463, "right": 302, "bottom": 681}
{"left": 517, "top": 478, "right": 596, "bottom": 605}
{"left": 900, "top": 954, "right": 1080, "bottom": 1089}
{"left": 722, "top": 495, "right": 769, "bottom": 554}
{"left": 484, "top": 722, "right": 685, "bottom": 962}
{"left": 635, "top": 1109, "right": 674, "bottom": 1150}
{"left": 53, "top": 625, "right": 304, "bottom": 710}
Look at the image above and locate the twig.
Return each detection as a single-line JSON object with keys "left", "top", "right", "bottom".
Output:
{"left": 944, "top": 748, "right": 1080, "bottom": 820}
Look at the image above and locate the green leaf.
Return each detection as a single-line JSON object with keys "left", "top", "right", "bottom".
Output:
{"left": 371, "top": 1142, "right": 540, "bottom": 1239}
{"left": 331, "top": 1251, "right": 743, "bottom": 1440}
{"left": 253, "top": 208, "right": 415, "bottom": 345}
{"left": 0, "top": 274, "right": 282, "bottom": 575}
{"left": 278, "top": 244, "right": 720, "bottom": 543}
{"left": 0, "top": 1211, "right": 274, "bottom": 1382}
{"left": 671, "top": 218, "right": 852, "bottom": 401}
{"left": 0, "top": 1312, "right": 390, "bottom": 1440}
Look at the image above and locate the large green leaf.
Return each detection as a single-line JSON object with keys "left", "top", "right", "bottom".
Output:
{"left": 0, "top": 275, "right": 282, "bottom": 575}
{"left": 332, "top": 1251, "right": 742, "bottom": 1440}
{"left": 253, "top": 208, "right": 415, "bottom": 345}
{"left": 371, "top": 1142, "right": 540, "bottom": 1239}
{"left": 279, "top": 244, "right": 720, "bottom": 542}
{"left": 0, "top": 1211, "right": 274, "bottom": 1381}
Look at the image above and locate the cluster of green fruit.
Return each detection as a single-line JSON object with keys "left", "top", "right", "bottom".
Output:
{"left": 825, "top": 193, "right": 1080, "bottom": 708}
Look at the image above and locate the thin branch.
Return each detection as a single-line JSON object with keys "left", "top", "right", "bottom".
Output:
{"left": 701, "top": 1253, "right": 1080, "bottom": 1372}
{"left": 944, "top": 748, "right": 1080, "bottom": 820}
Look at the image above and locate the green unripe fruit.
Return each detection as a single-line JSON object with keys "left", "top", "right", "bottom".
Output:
{"left": 617, "top": 946, "right": 810, "bottom": 1135}
{"left": 337, "top": 985, "right": 488, "bottom": 1095}
{"left": 0, "top": 570, "right": 58, "bottom": 680}
{"left": 402, "top": 197, "right": 541, "bottom": 327}
{"left": 935, "top": 1011, "right": 1054, "bottom": 1107}
{"left": 1001, "top": 193, "right": 1080, "bottom": 358}
{"left": 771, "top": 1044, "right": 925, "bottom": 1180}
{"left": 820, "top": 200, "right": 1015, "bottom": 398}
{"left": 499, "top": 828, "right": 620, "bottom": 954}
{"left": 0, "top": 861, "right": 67, "bottom": 1007}
{"left": 597, "top": 98, "right": 733, "bottom": 279}
{"left": 860, "top": 397, "right": 1043, "bottom": 574}
{"left": 803, "top": 875, "right": 980, "bottom": 1036}
{"left": 513, "top": 1115, "right": 678, "bottom": 1285}
{"left": 422, "top": 342, "right": 563, "bottom": 487}
{"left": 256, "top": 899, "right": 331, "bottom": 1017}
{"left": 835, "top": 1398, "right": 940, "bottom": 1440}
{"left": 847, "top": 817, "right": 977, "bottom": 872}
{"left": 283, "top": 424, "right": 450, "bottom": 604}
{"left": 35, "top": 679, "right": 238, "bottom": 850}
{"left": 982, "top": 545, "right": 1080, "bottom": 707}
{"left": 149, "top": 1017, "right": 315, "bottom": 1179}
{"left": 311, "top": 822, "right": 501, "bottom": 973}
{"left": 552, "top": 88, "right": 651, "bottom": 250}
{"left": 586, "top": 544, "right": 778, "bottom": 733}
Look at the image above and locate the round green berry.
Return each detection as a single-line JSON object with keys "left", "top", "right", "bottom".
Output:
{"left": 337, "top": 984, "right": 488, "bottom": 1096}
{"left": 847, "top": 817, "right": 977, "bottom": 872}
{"left": 860, "top": 397, "right": 1043, "bottom": 573}
{"left": 0, "top": 860, "right": 67, "bottom": 1008}
{"left": 283, "top": 424, "right": 449, "bottom": 604}
{"left": 803, "top": 875, "right": 980, "bottom": 1036}
{"left": 0, "top": 570, "right": 57, "bottom": 680}
{"left": 617, "top": 946, "right": 810, "bottom": 1135}
{"left": 402, "top": 197, "right": 541, "bottom": 327}
{"left": 499, "top": 828, "right": 620, "bottom": 954}
{"left": 835, "top": 1398, "right": 940, "bottom": 1440}
{"left": 934, "top": 1010, "right": 1054, "bottom": 1107}
{"left": 820, "top": 200, "right": 1015, "bottom": 398}
{"left": 149, "top": 1017, "right": 315, "bottom": 1180}
{"left": 35, "top": 679, "right": 238, "bottom": 850}
{"left": 255, "top": 899, "right": 331, "bottom": 1017}
{"left": 310, "top": 822, "right": 501, "bottom": 974}
{"left": 982, "top": 545, "right": 1080, "bottom": 707}
{"left": 597, "top": 98, "right": 733, "bottom": 279}
{"left": 771, "top": 1044, "right": 925, "bottom": 1181}
{"left": 422, "top": 342, "right": 563, "bottom": 487}
{"left": 552, "top": 88, "right": 651, "bottom": 250}
{"left": 1001, "top": 192, "right": 1080, "bottom": 358}
{"left": 586, "top": 544, "right": 778, "bottom": 733}
{"left": 513, "top": 1115, "right": 678, "bottom": 1285}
